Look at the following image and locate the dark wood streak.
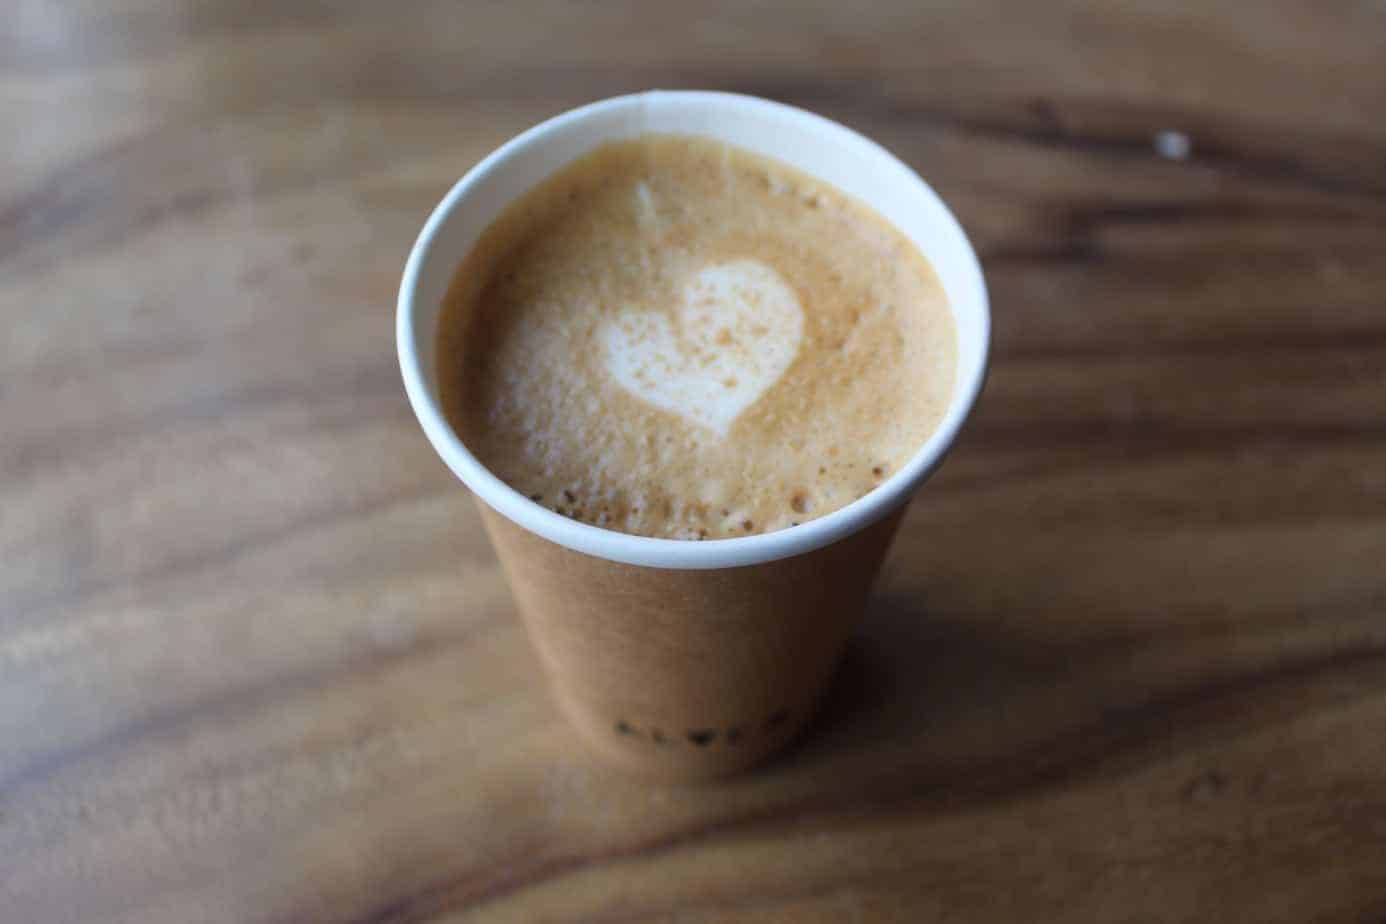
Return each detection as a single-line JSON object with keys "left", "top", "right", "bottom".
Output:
{"left": 0, "top": 610, "right": 504, "bottom": 795}
{"left": 1, "top": 479, "right": 451, "bottom": 632}
{"left": 914, "top": 101, "right": 1386, "bottom": 201}
{"left": 1064, "top": 200, "right": 1383, "bottom": 226}
{"left": 991, "top": 331, "right": 1386, "bottom": 360}
{"left": 714, "top": 76, "right": 1386, "bottom": 199}
{"left": 927, "top": 443, "right": 1386, "bottom": 506}
{"left": 0, "top": 118, "right": 420, "bottom": 270}
{"left": 0, "top": 5, "right": 372, "bottom": 74}
{"left": 1, "top": 359, "right": 407, "bottom": 482}
{"left": 963, "top": 422, "right": 1386, "bottom": 453}
{"left": 0, "top": 120, "right": 223, "bottom": 265}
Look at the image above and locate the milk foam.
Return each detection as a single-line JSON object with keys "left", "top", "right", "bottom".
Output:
{"left": 437, "top": 135, "right": 956, "bottom": 540}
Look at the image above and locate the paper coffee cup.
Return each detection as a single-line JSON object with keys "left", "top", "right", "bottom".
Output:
{"left": 398, "top": 91, "right": 990, "bottom": 779}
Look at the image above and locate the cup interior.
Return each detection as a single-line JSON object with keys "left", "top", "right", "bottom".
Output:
{"left": 398, "top": 90, "right": 989, "bottom": 569}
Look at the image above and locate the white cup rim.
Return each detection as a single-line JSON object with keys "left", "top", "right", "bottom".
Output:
{"left": 398, "top": 90, "right": 990, "bottom": 570}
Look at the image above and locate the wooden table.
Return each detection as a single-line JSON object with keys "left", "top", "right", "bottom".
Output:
{"left": 4, "top": 2, "right": 1385, "bottom": 921}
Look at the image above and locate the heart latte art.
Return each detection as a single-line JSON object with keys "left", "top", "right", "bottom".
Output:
{"left": 602, "top": 261, "right": 804, "bottom": 436}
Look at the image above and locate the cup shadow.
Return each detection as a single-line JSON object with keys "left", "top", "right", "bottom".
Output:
{"left": 769, "top": 578, "right": 1295, "bottom": 809}
{"left": 773, "top": 591, "right": 1108, "bottom": 802}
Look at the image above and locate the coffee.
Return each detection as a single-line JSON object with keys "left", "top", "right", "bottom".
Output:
{"left": 437, "top": 134, "right": 955, "bottom": 540}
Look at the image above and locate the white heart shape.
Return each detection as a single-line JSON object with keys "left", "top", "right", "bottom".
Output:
{"left": 601, "top": 260, "right": 804, "bottom": 436}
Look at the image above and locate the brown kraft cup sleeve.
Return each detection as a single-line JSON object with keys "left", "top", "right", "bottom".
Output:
{"left": 479, "top": 501, "right": 905, "bottom": 780}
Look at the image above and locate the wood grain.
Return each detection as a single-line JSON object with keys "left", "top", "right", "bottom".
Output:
{"left": 3, "top": 1, "right": 1385, "bottom": 921}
